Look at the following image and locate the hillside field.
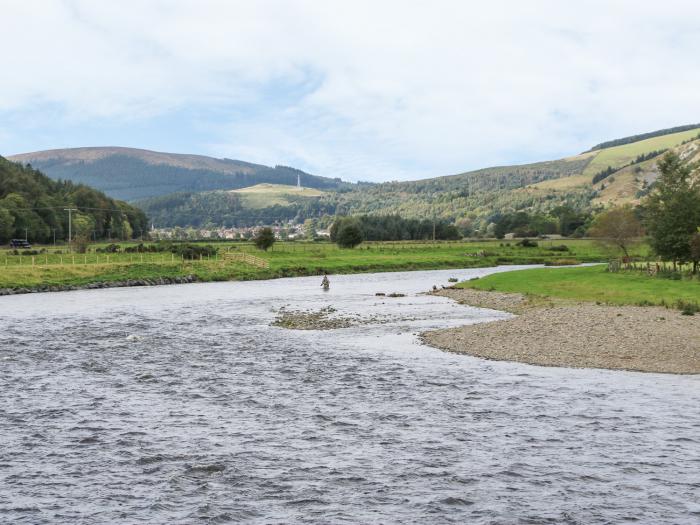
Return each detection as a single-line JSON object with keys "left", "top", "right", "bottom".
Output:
{"left": 582, "top": 127, "right": 700, "bottom": 176}
{"left": 231, "top": 183, "right": 325, "bottom": 208}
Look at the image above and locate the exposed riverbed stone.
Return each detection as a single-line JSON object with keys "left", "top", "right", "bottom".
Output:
{"left": 431, "top": 287, "right": 529, "bottom": 313}
{"left": 421, "top": 298, "right": 700, "bottom": 374}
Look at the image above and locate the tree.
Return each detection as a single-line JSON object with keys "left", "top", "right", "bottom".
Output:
{"left": 690, "top": 231, "right": 700, "bottom": 274}
{"left": 0, "top": 207, "right": 14, "bottom": 243}
{"left": 643, "top": 152, "right": 700, "bottom": 265}
{"left": 588, "top": 205, "right": 643, "bottom": 258}
{"left": 303, "top": 218, "right": 317, "bottom": 240}
{"left": 336, "top": 222, "right": 363, "bottom": 248}
{"left": 72, "top": 214, "right": 95, "bottom": 253}
{"left": 254, "top": 227, "right": 275, "bottom": 251}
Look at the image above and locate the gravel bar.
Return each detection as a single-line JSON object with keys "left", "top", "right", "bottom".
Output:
{"left": 422, "top": 289, "right": 700, "bottom": 374}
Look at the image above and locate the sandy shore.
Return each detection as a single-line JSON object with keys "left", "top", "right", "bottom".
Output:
{"left": 422, "top": 289, "right": 700, "bottom": 374}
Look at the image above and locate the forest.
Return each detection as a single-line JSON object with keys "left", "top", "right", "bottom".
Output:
{"left": 0, "top": 156, "right": 148, "bottom": 244}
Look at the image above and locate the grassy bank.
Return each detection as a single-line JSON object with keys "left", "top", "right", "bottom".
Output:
{"left": 459, "top": 265, "right": 700, "bottom": 307}
{"left": 0, "top": 239, "right": 636, "bottom": 291}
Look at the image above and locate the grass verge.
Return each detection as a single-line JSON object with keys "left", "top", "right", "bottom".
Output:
{"left": 459, "top": 265, "right": 700, "bottom": 307}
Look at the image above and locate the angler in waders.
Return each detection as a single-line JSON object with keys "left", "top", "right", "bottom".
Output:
{"left": 321, "top": 274, "right": 330, "bottom": 291}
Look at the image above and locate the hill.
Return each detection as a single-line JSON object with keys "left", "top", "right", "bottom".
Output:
{"left": 0, "top": 156, "right": 148, "bottom": 244}
{"left": 134, "top": 124, "right": 700, "bottom": 229}
{"left": 13, "top": 125, "right": 700, "bottom": 231}
{"left": 330, "top": 125, "right": 700, "bottom": 225}
{"left": 7, "top": 147, "right": 347, "bottom": 201}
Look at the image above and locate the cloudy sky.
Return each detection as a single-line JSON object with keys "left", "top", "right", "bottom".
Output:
{"left": 2, "top": 0, "right": 699, "bottom": 181}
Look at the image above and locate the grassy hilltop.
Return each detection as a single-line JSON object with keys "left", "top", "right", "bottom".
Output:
{"left": 231, "top": 183, "right": 325, "bottom": 209}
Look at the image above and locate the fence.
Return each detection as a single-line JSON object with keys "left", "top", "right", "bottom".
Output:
{"left": 223, "top": 252, "right": 270, "bottom": 268}
{"left": 0, "top": 251, "right": 270, "bottom": 269}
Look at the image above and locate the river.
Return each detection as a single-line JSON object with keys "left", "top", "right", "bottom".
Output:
{"left": 1, "top": 267, "right": 698, "bottom": 524}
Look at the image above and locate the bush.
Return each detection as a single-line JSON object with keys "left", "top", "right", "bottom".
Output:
{"left": 676, "top": 300, "right": 699, "bottom": 316}
{"left": 516, "top": 238, "right": 538, "bottom": 248}
{"left": 171, "top": 243, "right": 218, "bottom": 260}
{"left": 545, "top": 259, "right": 580, "bottom": 266}
{"left": 336, "top": 223, "right": 363, "bottom": 248}
{"left": 97, "top": 243, "right": 121, "bottom": 254}
{"left": 254, "top": 227, "right": 276, "bottom": 251}
{"left": 548, "top": 245, "right": 570, "bottom": 252}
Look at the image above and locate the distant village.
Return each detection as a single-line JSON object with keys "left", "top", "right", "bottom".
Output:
{"left": 151, "top": 221, "right": 331, "bottom": 242}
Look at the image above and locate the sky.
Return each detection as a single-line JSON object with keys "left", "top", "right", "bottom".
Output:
{"left": 2, "top": 0, "right": 700, "bottom": 182}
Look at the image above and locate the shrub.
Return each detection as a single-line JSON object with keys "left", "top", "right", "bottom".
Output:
{"left": 548, "top": 245, "right": 570, "bottom": 252}
{"left": 336, "top": 223, "right": 363, "bottom": 248}
{"left": 544, "top": 259, "right": 580, "bottom": 266}
{"left": 676, "top": 300, "right": 699, "bottom": 316}
{"left": 254, "top": 227, "right": 276, "bottom": 251}
{"left": 171, "top": 243, "right": 218, "bottom": 260}
{"left": 516, "top": 238, "right": 538, "bottom": 248}
{"left": 97, "top": 243, "right": 121, "bottom": 254}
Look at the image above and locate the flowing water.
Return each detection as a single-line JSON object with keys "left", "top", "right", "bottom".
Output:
{"left": 1, "top": 267, "right": 699, "bottom": 524}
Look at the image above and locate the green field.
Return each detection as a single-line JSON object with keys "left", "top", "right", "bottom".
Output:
{"left": 460, "top": 265, "right": 700, "bottom": 306}
{"left": 231, "top": 183, "right": 325, "bottom": 208}
{"left": 0, "top": 239, "right": 628, "bottom": 291}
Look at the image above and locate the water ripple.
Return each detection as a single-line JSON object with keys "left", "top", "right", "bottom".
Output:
{"left": 1, "top": 268, "right": 699, "bottom": 524}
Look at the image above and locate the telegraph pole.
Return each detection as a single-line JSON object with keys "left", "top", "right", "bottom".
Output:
{"left": 64, "top": 208, "right": 77, "bottom": 250}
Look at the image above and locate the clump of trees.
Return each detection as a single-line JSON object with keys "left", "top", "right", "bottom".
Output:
{"left": 642, "top": 152, "right": 700, "bottom": 271}
{"left": 330, "top": 215, "right": 460, "bottom": 244}
{"left": 491, "top": 206, "right": 592, "bottom": 239}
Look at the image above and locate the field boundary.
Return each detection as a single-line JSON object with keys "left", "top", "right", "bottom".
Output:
{"left": 224, "top": 252, "right": 270, "bottom": 268}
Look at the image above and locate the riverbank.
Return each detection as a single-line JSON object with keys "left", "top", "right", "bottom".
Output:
{"left": 0, "top": 239, "right": 617, "bottom": 295}
{"left": 421, "top": 269, "right": 700, "bottom": 374}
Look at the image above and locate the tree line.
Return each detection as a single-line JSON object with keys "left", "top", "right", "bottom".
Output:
{"left": 329, "top": 215, "right": 460, "bottom": 247}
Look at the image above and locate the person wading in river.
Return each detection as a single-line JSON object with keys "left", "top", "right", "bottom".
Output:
{"left": 321, "top": 274, "right": 330, "bottom": 291}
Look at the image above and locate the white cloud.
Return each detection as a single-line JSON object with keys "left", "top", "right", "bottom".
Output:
{"left": 2, "top": 0, "right": 700, "bottom": 180}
